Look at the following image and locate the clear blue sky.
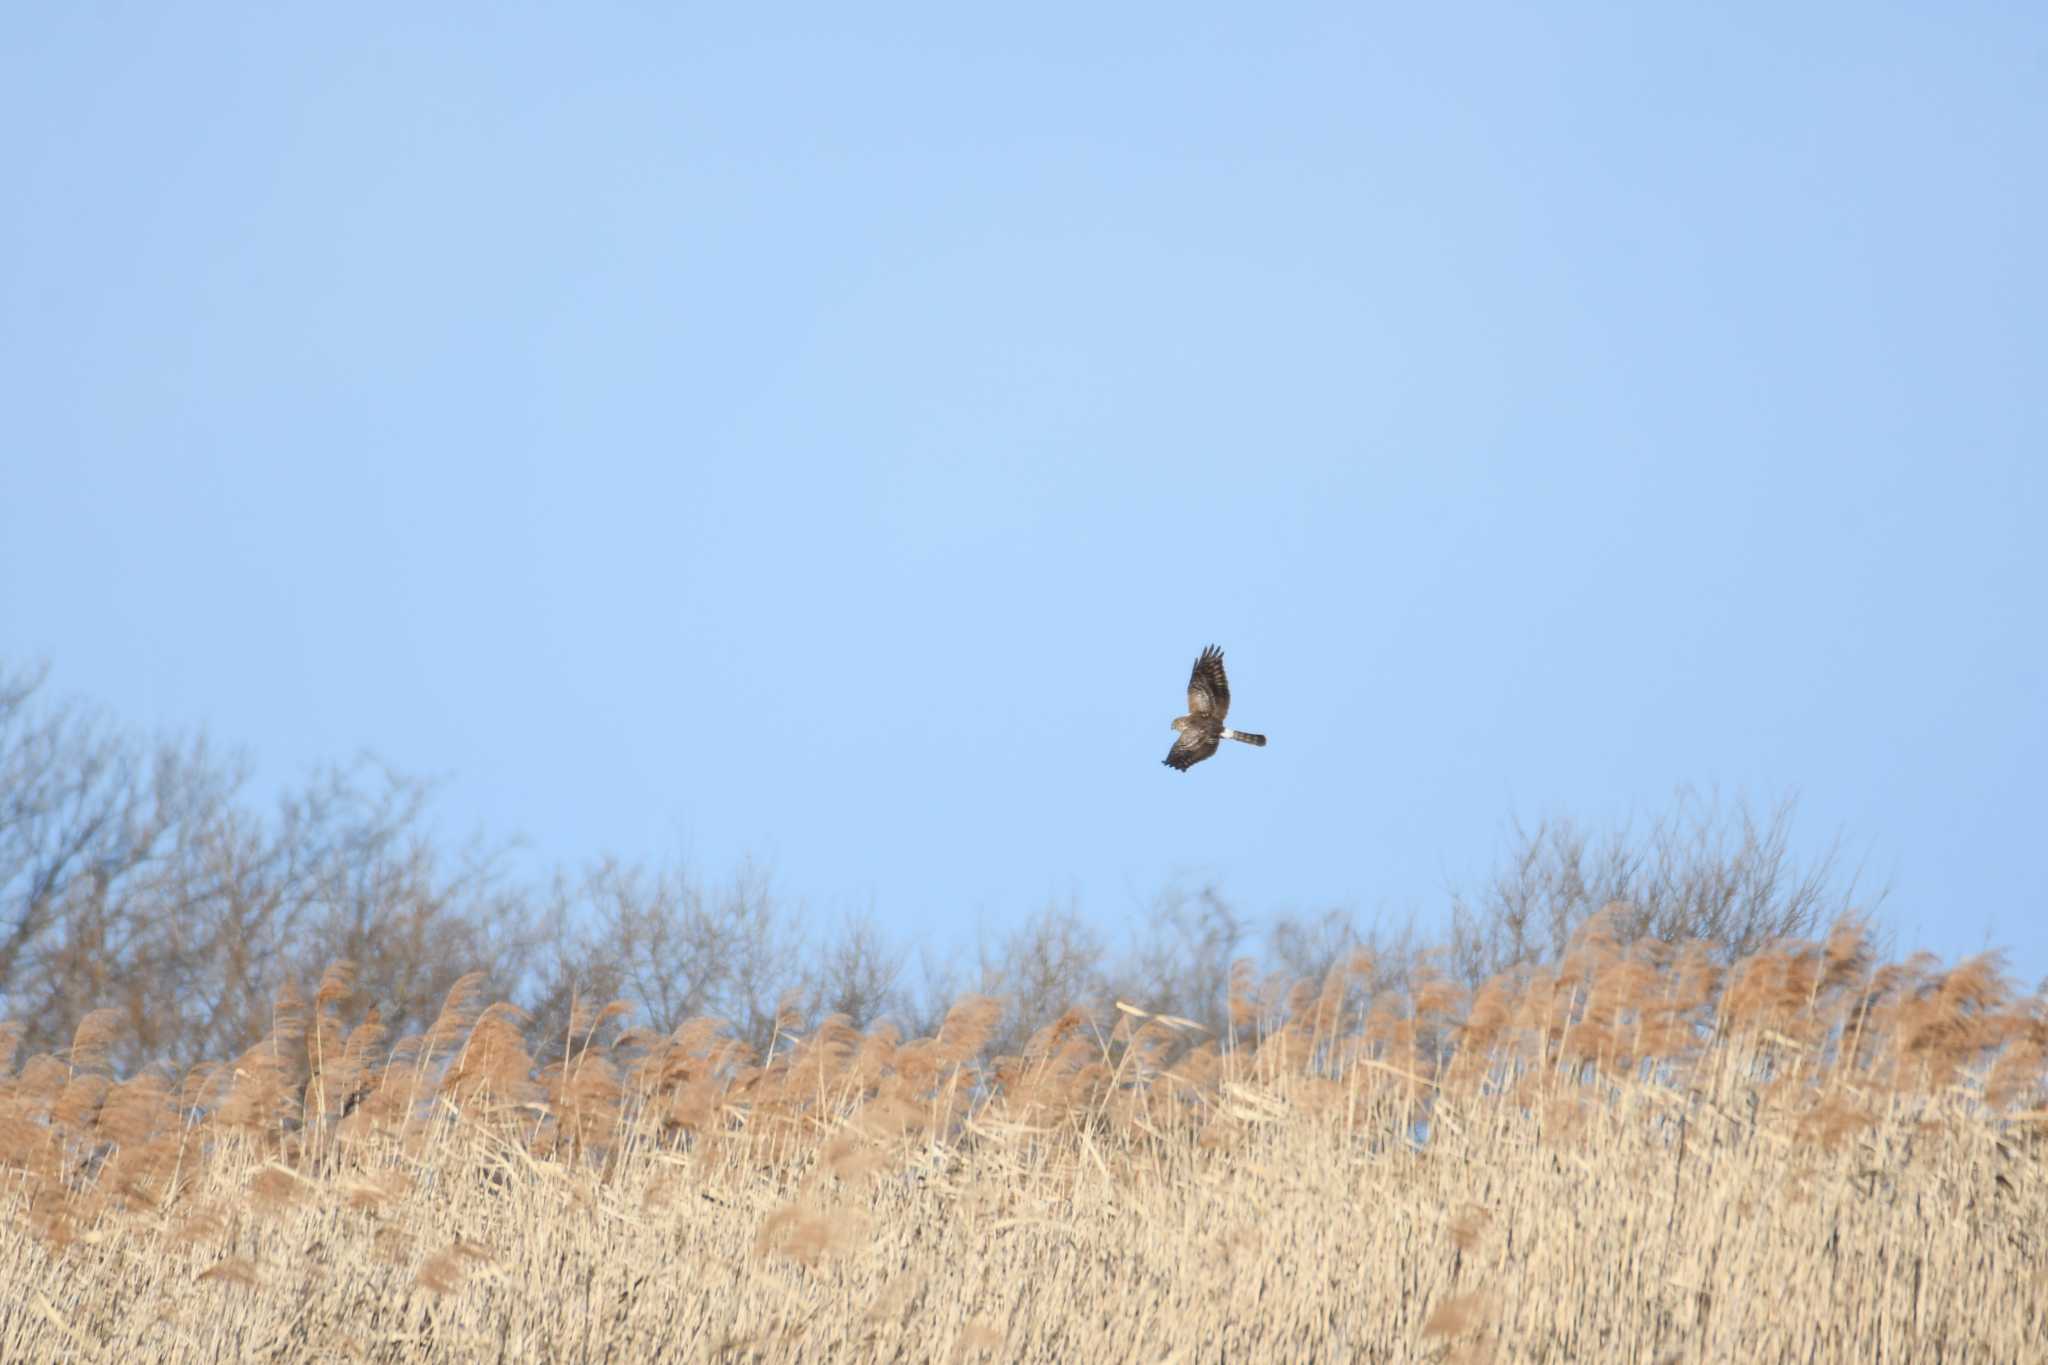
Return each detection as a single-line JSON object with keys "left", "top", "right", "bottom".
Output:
{"left": 4, "top": 6, "right": 2043, "bottom": 984}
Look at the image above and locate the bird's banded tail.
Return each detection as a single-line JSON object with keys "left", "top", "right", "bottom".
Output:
{"left": 1223, "top": 729, "right": 1267, "bottom": 747}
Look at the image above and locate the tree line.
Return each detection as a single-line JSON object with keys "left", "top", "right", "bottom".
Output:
{"left": 0, "top": 658, "right": 1878, "bottom": 1072}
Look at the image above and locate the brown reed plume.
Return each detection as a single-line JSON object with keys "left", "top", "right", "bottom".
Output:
{"left": 0, "top": 926, "right": 2042, "bottom": 1362}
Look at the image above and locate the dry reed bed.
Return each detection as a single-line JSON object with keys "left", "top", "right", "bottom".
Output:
{"left": 2, "top": 922, "right": 2044, "bottom": 1362}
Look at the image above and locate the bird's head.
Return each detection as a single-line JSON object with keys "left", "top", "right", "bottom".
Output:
{"left": 1170, "top": 716, "right": 1188, "bottom": 733}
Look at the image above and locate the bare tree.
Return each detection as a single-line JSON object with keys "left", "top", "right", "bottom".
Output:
{"left": 278, "top": 760, "right": 539, "bottom": 1048}
{"left": 713, "top": 860, "right": 803, "bottom": 1052}
{"left": 1, "top": 662, "right": 244, "bottom": 1066}
{"left": 531, "top": 856, "right": 802, "bottom": 1055}
{"left": 1, "top": 662, "right": 538, "bottom": 1069}
{"left": 891, "top": 943, "right": 969, "bottom": 1043}
{"left": 1266, "top": 906, "right": 1363, "bottom": 987}
{"left": 1267, "top": 906, "right": 1419, "bottom": 998}
{"left": 977, "top": 899, "right": 1109, "bottom": 1056}
{"left": 1446, "top": 787, "right": 1883, "bottom": 986}
{"left": 1110, "top": 882, "right": 1247, "bottom": 1035}
{"left": 803, "top": 907, "right": 908, "bottom": 1031}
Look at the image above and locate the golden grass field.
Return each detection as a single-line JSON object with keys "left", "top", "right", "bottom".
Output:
{"left": 3, "top": 920, "right": 2044, "bottom": 1363}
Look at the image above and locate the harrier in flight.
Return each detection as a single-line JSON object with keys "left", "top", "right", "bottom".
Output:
{"left": 1163, "top": 645, "right": 1267, "bottom": 771}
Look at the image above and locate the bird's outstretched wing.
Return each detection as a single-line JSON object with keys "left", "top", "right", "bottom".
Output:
{"left": 1164, "top": 726, "right": 1221, "bottom": 771}
{"left": 1186, "top": 645, "right": 1230, "bottom": 719}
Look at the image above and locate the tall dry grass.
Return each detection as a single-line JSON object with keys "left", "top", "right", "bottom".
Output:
{"left": 2, "top": 919, "right": 2044, "bottom": 1362}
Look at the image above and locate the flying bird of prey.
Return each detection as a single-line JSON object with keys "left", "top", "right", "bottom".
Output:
{"left": 1163, "top": 645, "right": 1267, "bottom": 772}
